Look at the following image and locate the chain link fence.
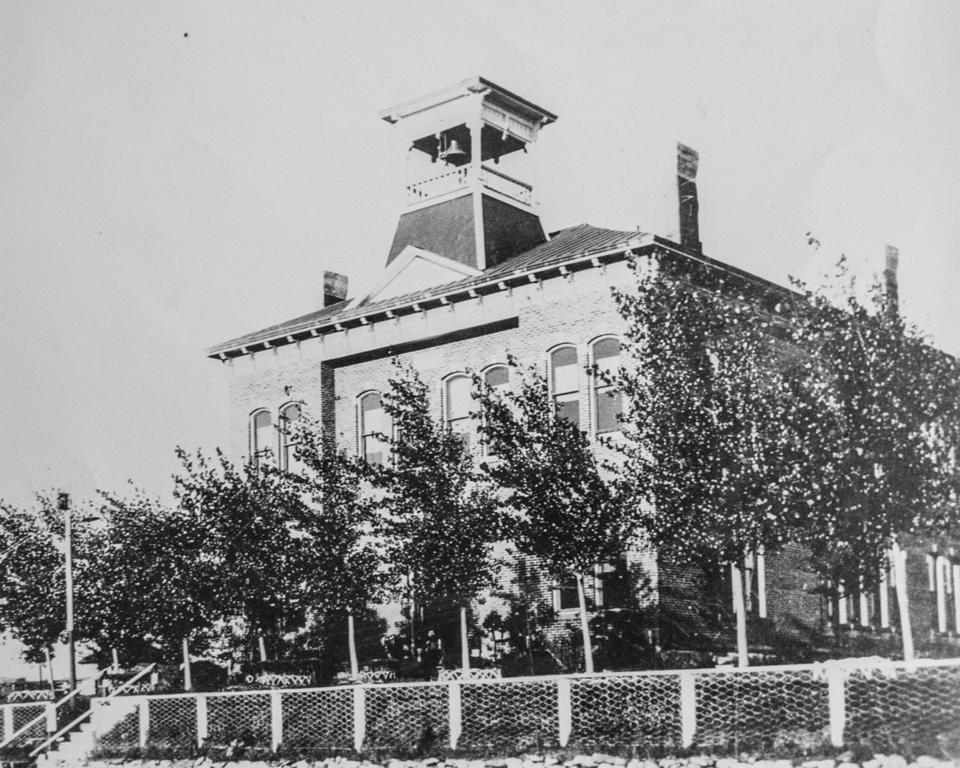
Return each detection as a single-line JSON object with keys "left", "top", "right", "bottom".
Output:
{"left": 569, "top": 673, "right": 682, "bottom": 750}
{"left": 845, "top": 662, "right": 960, "bottom": 749}
{"left": 283, "top": 688, "right": 354, "bottom": 752}
{"left": 206, "top": 692, "right": 272, "bottom": 747}
{"left": 365, "top": 682, "right": 449, "bottom": 752}
{"left": 147, "top": 695, "right": 198, "bottom": 752}
{"left": 695, "top": 667, "right": 829, "bottom": 751}
{"left": 1, "top": 703, "right": 47, "bottom": 748}
{"left": 88, "top": 657, "right": 960, "bottom": 756}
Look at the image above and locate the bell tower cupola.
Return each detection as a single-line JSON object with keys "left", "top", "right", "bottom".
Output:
{"left": 380, "top": 77, "right": 557, "bottom": 271}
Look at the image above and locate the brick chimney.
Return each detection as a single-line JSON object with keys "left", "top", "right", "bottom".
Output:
{"left": 677, "top": 142, "right": 702, "bottom": 253}
{"left": 884, "top": 245, "right": 899, "bottom": 317}
{"left": 323, "top": 271, "right": 348, "bottom": 307}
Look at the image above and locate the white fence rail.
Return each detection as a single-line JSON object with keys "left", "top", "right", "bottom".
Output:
{"left": 88, "top": 657, "right": 960, "bottom": 755}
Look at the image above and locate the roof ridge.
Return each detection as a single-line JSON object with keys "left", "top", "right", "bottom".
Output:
{"left": 208, "top": 223, "right": 645, "bottom": 357}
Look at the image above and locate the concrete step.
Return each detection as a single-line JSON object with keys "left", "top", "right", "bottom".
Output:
{"left": 57, "top": 735, "right": 94, "bottom": 752}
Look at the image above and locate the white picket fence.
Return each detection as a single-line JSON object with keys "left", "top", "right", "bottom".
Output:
{"left": 85, "top": 657, "right": 960, "bottom": 754}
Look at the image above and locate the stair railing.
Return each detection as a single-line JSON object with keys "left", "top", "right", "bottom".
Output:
{"left": 28, "top": 663, "right": 156, "bottom": 758}
{"left": 0, "top": 688, "right": 80, "bottom": 749}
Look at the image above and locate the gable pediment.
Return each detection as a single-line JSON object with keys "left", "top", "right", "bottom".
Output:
{"left": 358, "top": 245, "right": 482, "bottom": 305}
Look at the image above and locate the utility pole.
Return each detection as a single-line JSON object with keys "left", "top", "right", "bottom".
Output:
{"left": 58, "top": 492, "right": 77, "bottom": 692}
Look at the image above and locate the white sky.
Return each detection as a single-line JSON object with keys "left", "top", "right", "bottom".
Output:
{"left": 1, "top": 1, "right": 959, "bottom": 518}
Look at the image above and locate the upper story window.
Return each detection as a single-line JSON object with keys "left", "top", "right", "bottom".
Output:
{"left": 484, "top": 364, "right": 509, "bottom": 391}
{"left": 591, "top": 337, "right": 623, "bottom": 434}
{"left": 359, "top": 392, "right": 388, "bottom": 466}
{"left": 250, "top": 409, "right": 273, "bottom": 466}
{"left": 481, "top": 365, "right": 509, "bottom": 456}
{"left": 445, "top": 374, "right": 473, "bottom": 451}
{"left": 279, "top": 402, "right": 302, "bottom": 472}
{"left": 550, "top": 345, "right": 579, "bottom": 426}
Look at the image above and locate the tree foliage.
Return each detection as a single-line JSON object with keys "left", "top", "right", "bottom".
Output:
{"left": 0, "top": 495, "right": 79, "bottom": 662}
{"left": 289, "top": 417, "right": 384, "bottom": 615}
{"left": 783, "top": 263, "right": 960, "bottom": 588}
{"left": 77, "top": 490, "right": 215, "bottom": 667}
{"left": 173, "top": 441, "right": 380, "bottom": 661}
{"left": 613, "top": 255, "right": 794, "bottom": 569}
{"left": 475, "top": 356, "right": 634, "bottom": 672}
{"left": 373, "top": 363, "right": 499, "bottom": 627}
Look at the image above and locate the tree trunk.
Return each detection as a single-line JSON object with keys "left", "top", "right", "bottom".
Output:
{"left": 347, "top": 611, "right": 359, "bottom": 677}
{"left": 258, "top": 634, "right": 268, "bottom": 662}
{"left": 731, "top": 562, "right": 749, "bottom": 667}
{"left": 182, "top": 637, "right": 192, "bottom": 691}
{"left": 44, "top": 647, "right": 55, "bottom": 694}
{"left": 576, "top": 573, "right": 595, "bottom": 674}
{"left": 460, "top": 605, "right": 470, "bottom": 674}
{"left": 892, "top": 542, "right": 914, "bottom": 661}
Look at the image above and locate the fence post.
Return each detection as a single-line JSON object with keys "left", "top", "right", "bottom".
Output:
{"left": 557, "top": 678, "right": 572, "bottom": 747}
{"left": 448, "top": 682, "right": 462, "bottom": 749}
{"left": 3, "top": 706, "right": 13, "bottom": 743}
{"left": 271, "top": 692, "right": 283, "bottom": 752}
{"left": 43, "top": 702, "right": 56, "bottom": 735}
{"left": 352, "top": 686, "right": 365, "bottom": 753}
{"left": 196, "top": 695, "right": 208, "bottom": 748}
{"left": 679, "top": 672, "right": 697, "bottom": 749}
{"left": 139, "top": 699, "right": 150, "bottom": 747}
{"left": 826, "top": 664, "right": 846, "bottom": 748}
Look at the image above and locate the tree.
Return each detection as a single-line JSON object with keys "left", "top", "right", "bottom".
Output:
{"left": 0, "top": 496, "right": 72, "bottom": 663}
{"left": 287, "top": 416, "right": 384, "bottom": 675}
{"left": 173, "top": 423, "right": 384, "bottom": 674}
{"left": 476, "top": 358, "right": 634, "bottom": 673}
{"left": 783, "top": 261, "right": 960, "bottom": 655}
{"left": 173, "top": 448, "right": 334, "bottom": 662}
{"left": 613, "top": 254, "right": 796, "bottom": 665}
{"left": 373, "top": 363, "right": 500, "bottom": 674}
{"left": 76, "top": 490, "right": 216, "bottom": 668}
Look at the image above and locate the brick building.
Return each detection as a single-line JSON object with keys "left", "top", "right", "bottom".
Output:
{"left": 208, "top": 78, "right": 960, "bottom": 667}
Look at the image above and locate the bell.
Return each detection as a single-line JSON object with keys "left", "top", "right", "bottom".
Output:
{"left": 440, "top": 138, "right": 467, "bottom": 163}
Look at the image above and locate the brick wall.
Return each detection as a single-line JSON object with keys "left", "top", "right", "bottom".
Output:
{"left": 215, "top": 261, "right": 960, "bottom": 663}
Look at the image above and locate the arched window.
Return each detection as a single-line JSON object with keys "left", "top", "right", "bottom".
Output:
{"left": 480, "top": 365, "right": 509, "bottom": 456}
{"left": 250, "top": 409, "right": 273, "bottom": 466}
{"left": 279, "top": 402, "right": 302, "bottom": 472}
{"left": 550, "top": 345, "right": 579, "bottom": 425}
{"left": 484, "top": 364, "right": 509, "bottom": 390}
{"left": 591, "top": 337, "right": 623, "bottom": 434}
{"left": 445, "top": 374, "right": 473, "bottom": 450}
{"left": 359, "top": 392, "right": 387, "bottom": 465}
